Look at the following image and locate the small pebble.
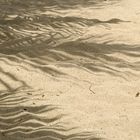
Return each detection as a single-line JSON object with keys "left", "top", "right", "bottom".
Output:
{"left": 136, "top": 92, "right": 140, "bottom": 97}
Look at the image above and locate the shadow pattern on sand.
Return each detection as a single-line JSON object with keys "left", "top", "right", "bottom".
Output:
{"left": 0, "top": 87, "right": 102, "bottom": 140}
{"left": 0, "top": 0, "right": 119, "bottom": 15}
{"left": 0, "top": 12, "right": 139, "bottom": 79}
{"left": 0, "top": 1, "right": 139, "bottom": 140}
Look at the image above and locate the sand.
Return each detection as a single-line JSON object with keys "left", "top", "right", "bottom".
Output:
{"left": 0, "top": 0, "right": 140, "bottom": 140}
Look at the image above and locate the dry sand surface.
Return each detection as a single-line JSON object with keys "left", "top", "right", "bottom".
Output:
{"left": 0, "top": 0, "right": 140, "bottom": 140}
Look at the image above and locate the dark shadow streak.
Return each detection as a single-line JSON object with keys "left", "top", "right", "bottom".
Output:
{"left": 0, "top": 89, "right": 102, "bottom": 140}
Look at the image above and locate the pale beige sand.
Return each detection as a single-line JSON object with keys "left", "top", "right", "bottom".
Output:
{"left": 0, "top": 55, "right": 140, "bottom": 140}
{"left": 0, "top": 0, "right": 140, "bottom": 140}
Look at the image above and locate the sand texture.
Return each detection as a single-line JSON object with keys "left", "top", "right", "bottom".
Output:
{"left": 0, "top": 0, "right": 140, "bottom": 140}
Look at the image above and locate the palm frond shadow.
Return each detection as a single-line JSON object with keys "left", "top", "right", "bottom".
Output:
{"left": 39, "top": 42, "right": 140, "bottom": 79}
{"left": 0, "top": 0, "right": 119, "bottom": 15}
{"left": 1, "top": 32, "right": 140, "bottom": 79}
{"left": 0, "top": 65, "right": 29, "bottom": 91}
{"left": 0, "top": 88, "right": 102, "bottom": 140}
{"left": 0, "top": 7, "right": 139, "bottom": 79}
{"left": 51, "top": 41, "right": 140, "bottom": 76}
{"left": 3, "top": 40, "right": 139, "bottom": 79}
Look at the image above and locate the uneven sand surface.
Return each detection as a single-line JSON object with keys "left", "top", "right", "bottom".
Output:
{"left": 0, "top": 0, "right": 140, "bottom": 140}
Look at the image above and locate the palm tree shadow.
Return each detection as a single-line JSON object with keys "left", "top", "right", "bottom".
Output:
{"left": 1, "top": 35, "right": 140, "bottom": 79}
{"left": 48, "top": 41, "right": 140, "bottom": 78}
{"left": 12, "top": 40, "right": 140, "bottom": 79}
{"left": 0, "top": 88, "right": 103, "bottom": 140}
{"left": 0, "top": 10, "right": 139, "bottom": 79}
{"left": 0, "top": 66, "right": 29, "bottom": 91}
{"left": 0, "top": 0, "right": 137, "bottom": 79}
{"left": 0, "top": 1, "right": 127, "bottom": 140}
{"left": 0, "top": 0, "right": 119, "bottom": 15}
